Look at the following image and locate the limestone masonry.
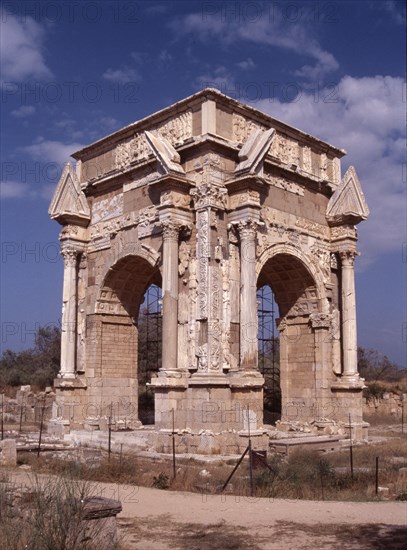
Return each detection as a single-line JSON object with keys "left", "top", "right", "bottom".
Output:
{"left": 48, "top": 89, "right": 370, "bottom": 450}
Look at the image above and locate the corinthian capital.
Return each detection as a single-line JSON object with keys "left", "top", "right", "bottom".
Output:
{"left": 236, "top": 218, "right": 260, "bottom": 240}
{"left": 61, "top": 247, "right": 78, "bottom": 267}
{"left": 339, "top": 250, "right": 358, "bottom": 267}
{"left": 160, "top": 220, "right": 181, "bottom": 241}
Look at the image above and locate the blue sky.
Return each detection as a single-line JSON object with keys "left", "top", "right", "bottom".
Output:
{"left": 0, "top": 0, "right": 406, "bottom": 366}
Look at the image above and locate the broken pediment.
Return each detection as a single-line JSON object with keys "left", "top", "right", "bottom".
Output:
{"left": 144, "top": 131, "right": 185, "bottom": 175}
{"left": 235, "top": 128, "right": 275, "bottom": 175}
{"left": 326, "top": 166, "right": 369, "bottom": 225}
{"left": 48, "top": 163, "right": 90, "bottom": 226}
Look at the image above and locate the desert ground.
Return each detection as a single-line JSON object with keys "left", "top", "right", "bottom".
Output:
{"left": 8, "top": 469, "right": 407, "bottom": 550}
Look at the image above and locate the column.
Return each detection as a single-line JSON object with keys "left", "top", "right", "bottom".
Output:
{"left": 238, "top": 219, "right": 258, "bottom": 371}
{"left": 160, "top": 221, "right": 180, "bottom": 374}
{"left": 60, "top": 247, "right": 78, "bottom": 378}
{"left": 340, "top": 250, "right": 358, "bottom": 379}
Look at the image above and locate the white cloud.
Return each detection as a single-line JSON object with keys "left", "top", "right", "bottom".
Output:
{"left": 254, "top": 75, "right": 405, "bottom": 268}
{"left": 194, "top": 66, "right": 235, "bottom": 91}
{"left": 10, "top": 105, "right": 36, "bottom": 118}
{"left": 0, "top": 181, "right": 30, "bottom": 199}
{"left": 0, "top": 11, "right": 52, "bottom": 83}
{"left": 22, "top": 138, "right": 84, "bottom": 166}
{"left": 171, "top": 9, "right": 339, "bottom": 79}
{"left": 236, "top": 58, "right": 256, "bottom": 70}
{"left": 102, "top": 67, "right": 141, "bottom": 83}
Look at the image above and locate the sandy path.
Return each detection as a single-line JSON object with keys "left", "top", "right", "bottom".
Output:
{"left": 7, "top": 470, "right": 407, "bottom": 549}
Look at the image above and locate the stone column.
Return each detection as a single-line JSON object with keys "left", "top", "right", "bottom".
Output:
{"left": 60, "top": 247, "right": 78, "bottom": 378}
{"left": 160, "top": 221, "right": 180, "bottom": 374}
{"left": 340, "top": 250, "right": 358, "bottom": 379}
{"left": 237, "top": 219, "right": 258, "bottom": 371}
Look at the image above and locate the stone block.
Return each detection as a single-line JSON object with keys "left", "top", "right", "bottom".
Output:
{"left": 0, "top": 439, "right": 17, "bottom": 466}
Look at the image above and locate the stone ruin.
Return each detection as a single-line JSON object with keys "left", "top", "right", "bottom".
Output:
{"left": 48, "top": 89, "right": 370, "bottom": 451}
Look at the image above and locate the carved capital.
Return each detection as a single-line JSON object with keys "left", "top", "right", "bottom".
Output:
{"left": 160, "top": 220, "right": 181, "bottom": 241}
{"left": 61, "top": 247, "right": 78, "bottom": 268}
{"left": 236, "top": 218, "right": 260, "bottom": 240}
{"left": 339, "top": 250, "right": 358, "bottom": 267}
{"left": 309, "top": 313, "right": 332, "bottom": 329}
{"left": 190, "top": 183, "right": 227, "bottom": 210}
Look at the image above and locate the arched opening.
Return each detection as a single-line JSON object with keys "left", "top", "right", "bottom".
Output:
{"left": 137, "top": 284, "right": 162, "bottom": 424}
{"left": 95, "top": 254, "right": 161, "bottom": 426}
{"left": 257, "top": 252, "right": 319, "bottom": 425}
{"left": 257, "top": 285, "right": 281, "bottom": 424}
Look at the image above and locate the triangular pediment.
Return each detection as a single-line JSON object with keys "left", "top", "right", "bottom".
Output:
{"left": 326, "top": 166, "right": 369, "bottom": 225}
{"left": 144, "top": 131, "right": 185, "bottom": 175}
{"left": 48, "top": 164, "right": 90, "bottom": 226}
{"left": 235, "top": 128, "right": 275, "bottom": 175}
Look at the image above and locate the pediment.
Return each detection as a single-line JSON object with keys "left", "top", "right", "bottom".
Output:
{"left": 235, "top": 128, "right": 275, "bottom": 175}
{"left": 48, "top": 163, "right": 90, "bottom": 226}
{"left": 326, "top": 166, "right": 369, "bottom": 225}
{"left": 144, "top": 131, "right": 185, "bottom": 175}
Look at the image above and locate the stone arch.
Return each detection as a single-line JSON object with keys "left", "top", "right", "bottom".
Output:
{"left": 96, "top": 253, "right": 161, "bottom": 317}
{"left": 256, "top": 244, "right": 328, "bottom": 425}
{"left": 87, "top": 253, "right": 162, "bottom": 427}
{"left": 256, "top": 243, "right": 328, "bottom": 316}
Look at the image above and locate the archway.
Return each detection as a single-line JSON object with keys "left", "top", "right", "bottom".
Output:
{"left": 137, "top": 284, "right": 162, "bottom": 424}
{"left": 257, "top": 285, "right": 280, "bottom": 424}
{"left": 257, "top": 251, "right": 321, "bottom": 424}
{"left": 92, "top": 254, "right": 161, "bottom": 426}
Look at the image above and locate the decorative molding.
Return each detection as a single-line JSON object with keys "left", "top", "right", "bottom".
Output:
{"left": 178, "top": 241, "right": 191, "bottom": 276}
{"left": 191, "top": 182, "right": 227, "bottom": 210}
{"left": 197, "top": 209, "right": 209, "bottom": 319}
{"left": 326, "top": 166, "right": 369, "bottom": 225}
{"left": 49, "top": 163, "right": 90, "bottom": 226}
{"left": 309, "top": 313, "right": 332, "bottom": 329}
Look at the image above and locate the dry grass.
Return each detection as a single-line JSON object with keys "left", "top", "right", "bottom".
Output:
{"left": 16, "top": 432, "right": 407, "bottom": 503}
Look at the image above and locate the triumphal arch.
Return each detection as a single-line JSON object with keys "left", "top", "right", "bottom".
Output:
{"left": 49, "top": 89, "right": 369, "bottom": 450}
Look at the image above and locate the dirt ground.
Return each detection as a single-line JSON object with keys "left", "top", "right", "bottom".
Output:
{"left": 115, "top": 485, "right": 407, "bottom": 549}
{"left": 8, "top": 470, "right": 405, "bottom": 550}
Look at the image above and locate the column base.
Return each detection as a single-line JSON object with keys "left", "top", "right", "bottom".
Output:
{"left": 331, "top": 374, "right": 366, "bottom": 390}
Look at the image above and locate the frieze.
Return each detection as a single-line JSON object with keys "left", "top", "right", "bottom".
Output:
{"left": 232, "top": 113, "right": 266, "bottom": 143}
{"left": 229, "top": 190, "right": 260, "bottom": 209}
{"left": 138, "top": 205, "right": 159, "bottom": 238}
{"left": 300, "top": 145, "right": 313, "bottom": 174}
{"left": 115, "top": 110, "right": 192, "bottom": 171}
{"left": 269, "top": 133, "right": 299, "bottom": 167}
{"left": 92, "top": 194, "right": 123, "bottom": 224}
{"left": 160, "top": 191, "right": 191, "bottom": 208}
{"left": 330, "top": 225, "right": 357, "bottom": 240}
{"left": 263, "top": 172, "right": 304, "bottom": 196}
